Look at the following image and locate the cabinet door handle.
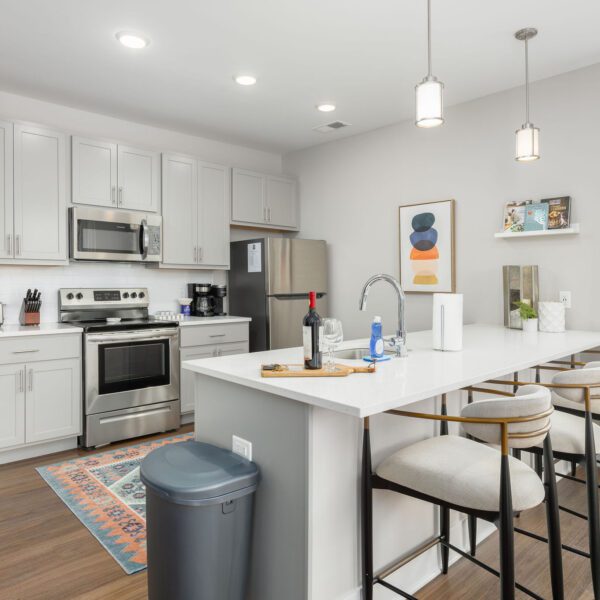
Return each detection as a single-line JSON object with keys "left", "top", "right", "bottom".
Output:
{"left": 15, "top": 234, "right": 20, "bottom": 256}
{"left": 263, "top": 206, "right": 267, "bottom": 222}
{"left": 18, "top": 369, "right": 24, "bottom": 393}
{"left": 28, "top": 368, "right": 33, "bottom": 392}
{"left": 118, "top": 186, "right": 123, "bottom": 206}
{"left": 7, "top": 233, "right": 11, "bottom": 255}
{"left": 198, "top": 247, "right": 203, "bottom": 262}
{"left": 12, "top": 349, "right": 40, "bottom": 354}
{"left": 209, "top": 334, "right": 226, "bottom": 338}
{"left": 193, "top": 246, "right": 197, "bottom": 262}
{"left": 267, "top": 207, "right": 272, "bottom": 222}
{"left": 111, "top": 185, "right": 116, "bottom": 205}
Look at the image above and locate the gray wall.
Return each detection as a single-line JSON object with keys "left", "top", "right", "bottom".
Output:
{"left": 283, "top": 63, "right": 600, "bottom": 340}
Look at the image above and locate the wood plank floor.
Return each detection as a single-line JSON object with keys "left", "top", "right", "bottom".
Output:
{"left": 0, "top": 431, "right": 595, "bottom": 599}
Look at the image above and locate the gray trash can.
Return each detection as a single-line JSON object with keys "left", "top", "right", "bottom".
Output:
{"left": 141, "top": 440, "right": 259, "bottom": 600}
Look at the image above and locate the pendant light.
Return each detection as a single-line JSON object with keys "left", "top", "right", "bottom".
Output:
{"left": 415, "top": 0, "right": 444, "bottom": 128}
{"left": 515, "top": 28, "right": 539, "bottom": 161}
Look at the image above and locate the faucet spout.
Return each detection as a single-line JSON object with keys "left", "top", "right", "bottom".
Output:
{"left": 359, "top": 274, "right": 407, "bottom": 357}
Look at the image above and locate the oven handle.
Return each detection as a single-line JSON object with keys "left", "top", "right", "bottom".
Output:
{"left": 86, "top": 329, "right": 179, "bottom": 343}
{"left": 140, "top": 218, "right": 149, "bottom": 260}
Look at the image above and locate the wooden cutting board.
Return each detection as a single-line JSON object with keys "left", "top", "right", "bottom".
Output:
{"left": 261, "top": 363, "right": 375, "bottom": 378}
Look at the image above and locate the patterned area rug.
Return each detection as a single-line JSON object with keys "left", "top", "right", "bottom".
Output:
{"left": 37, "top": 432, "right": 194, "bottom": 574}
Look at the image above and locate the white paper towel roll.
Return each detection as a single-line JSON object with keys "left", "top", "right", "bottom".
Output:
{"left": 432, "top": 293, "right": 463, "bottom": 351}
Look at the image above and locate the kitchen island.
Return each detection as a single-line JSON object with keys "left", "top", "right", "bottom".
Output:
{"left": 184, "top": 324, "right": 600, "bottom": 600}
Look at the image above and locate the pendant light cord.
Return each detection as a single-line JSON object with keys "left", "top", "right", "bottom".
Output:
{"left": 427, "top": 0, "right": 432, "bottom": 76}
{"left": 525, "top": 38, "right": 530, "bottom": 124}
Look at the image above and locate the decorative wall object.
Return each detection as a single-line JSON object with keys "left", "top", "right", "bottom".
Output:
{"left": 538, "top": 301, "right": 566, "bottom": 332}
{"left": 399, "top": 199, "right": 455, "bottom": 293}
{"left": 502, "top": 265, "right": 539, "bottom": 329}
{"left": 541, "top": 196, "right": 571, "bottom": 229}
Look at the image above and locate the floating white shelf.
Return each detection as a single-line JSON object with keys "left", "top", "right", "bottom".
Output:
{"left": 494, "top": 224, "right": 580, "bottom": 239}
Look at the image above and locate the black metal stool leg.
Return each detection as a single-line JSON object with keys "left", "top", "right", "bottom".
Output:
{"left": 362, "top": 418, "right": 374, "bottom": 600}
{"left": 465, "top": 389, "right": 478, "bottom": 557}
{"left": 543, "top": 436, "right": 564, "bottom": 600}
{"left": 584, "top": 411, "right": 600, "bottom": 599}
{"left": 534, "top": 452, "right": 543, "bottom": 479}
{"left": 440, "top": 506, "right": 450, "bottom": 574}
{"left": 499, "top": 440, "right": 516, "bottom": 600}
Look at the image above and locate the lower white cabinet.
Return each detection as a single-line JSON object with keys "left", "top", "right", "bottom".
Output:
{"left": 0, "top": 364, "right": 25, "bottom": 449}
{"left": 0, "top": 335, "right": 82, "bottom": 457}
{"left": 179, "top": 323, "right": 249, "bottom": 415}
{"left": 25, "top": 358, "right": 81, "bottom": 444}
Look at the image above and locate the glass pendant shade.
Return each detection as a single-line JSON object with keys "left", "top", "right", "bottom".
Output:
{"left": 515, "top": 123, "right": 540, "bottom": 161}
{"left": 415, "top": 76, "right": 444, "bottom": 128}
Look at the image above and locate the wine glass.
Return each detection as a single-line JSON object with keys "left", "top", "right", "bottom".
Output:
{"left": 321, "top": 318, "right": 343, "bottom": 372}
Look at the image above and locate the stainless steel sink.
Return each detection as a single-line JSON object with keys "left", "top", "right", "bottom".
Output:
{"left": 332, "top": 347, "right": 394, "bottom": 360}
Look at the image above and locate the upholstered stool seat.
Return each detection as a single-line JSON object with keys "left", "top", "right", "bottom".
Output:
{"left": 376, "top": 435, "right": 545, "bottom": 513}
{"left": 534, "top": 410, "right": 600, "bottom": 455}
{"left": 552, "top": 391, "right": 600, "bottom": 416}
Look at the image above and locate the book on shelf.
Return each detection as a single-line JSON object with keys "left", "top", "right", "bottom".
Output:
{"left": 503, "top": 200, "right": 531, "bottom": 232}
{"left": 540, "top": 196, "right": 571, "bottom": 229}
{"left": 523, "top": 202, "right": 549, "bottom": 231}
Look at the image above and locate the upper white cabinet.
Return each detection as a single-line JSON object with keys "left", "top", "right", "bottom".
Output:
{"left": 197, "top": 161, "right": 230, "bottom": 267}
{"left": 72, "top": 137, "right": 117, "bottom": 208}
{"left": 161, "top": 153, "right": 229, "bottom": 269}
{"left": 231, "top": 168, "right": 298, "bottom": 230}
{"left": 12, "top": 123, "right": 67, "bottom": 262}
{"left": 0, "top": 121, "right": 13, "bottom": 260}
{"left": 72, "top": 137, "right": 159, "bottom": 212}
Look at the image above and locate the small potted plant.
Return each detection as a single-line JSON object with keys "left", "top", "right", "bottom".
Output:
{"left": 515, "top": 300, "right": 538, "bottom": 333}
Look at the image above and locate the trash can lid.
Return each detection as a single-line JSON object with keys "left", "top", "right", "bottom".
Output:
{"left": 140, "top": 441, "right": 259, "bottom": 505}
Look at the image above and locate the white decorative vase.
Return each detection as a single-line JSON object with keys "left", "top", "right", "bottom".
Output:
{"left": 538, "top": 302, "right": 566, "bottom": 333}
{"left": 522, "top": 318, "right": 538, "bottom": 333}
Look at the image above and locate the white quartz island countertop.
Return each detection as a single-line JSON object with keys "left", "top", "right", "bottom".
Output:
{"left": 183, "top": 323, "right": 600, "bottom": 417}
{"left": 0, "top": 322, "right": 83, "bottom": 338}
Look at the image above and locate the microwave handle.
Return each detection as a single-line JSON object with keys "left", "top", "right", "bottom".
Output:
{"left": 140, "top": 219, "right": 149, "bottom": 259}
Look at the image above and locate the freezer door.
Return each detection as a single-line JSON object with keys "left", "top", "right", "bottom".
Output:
{"left": 267, "top": 238, "right": 327, "bottom": 296}
{"left": 268, "top": 294, "right": 329, "bottom": 350}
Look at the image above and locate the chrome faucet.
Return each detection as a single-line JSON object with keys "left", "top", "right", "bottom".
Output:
{"left": 359, "top": 274, "right": 408, "bottom": 357}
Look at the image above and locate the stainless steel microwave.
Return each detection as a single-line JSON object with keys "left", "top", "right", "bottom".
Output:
{"left": 70, "top": 207, "right": 162, "bottom": 263}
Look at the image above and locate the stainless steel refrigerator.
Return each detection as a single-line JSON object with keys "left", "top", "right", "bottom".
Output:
{"left": 229, "top": 238, "right": 328, "bottom": 351}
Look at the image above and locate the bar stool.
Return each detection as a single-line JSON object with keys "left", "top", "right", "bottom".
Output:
{"left": 487, "top": 363, "right": 600, "bottom": 599}
{"left": 361, "top": 384, "right": 557, "bottom": 600}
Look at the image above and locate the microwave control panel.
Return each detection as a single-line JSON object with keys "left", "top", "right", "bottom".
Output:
{"left": 148, "top": 226, "right": 161, "bottom": 256}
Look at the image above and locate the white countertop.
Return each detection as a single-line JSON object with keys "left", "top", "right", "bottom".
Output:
{"left": 0, "top": 323, "right": 83, "bottom": 338}
{"left": 171, "top": 316, "right": 251, "bottom": 326}
{"left": 183, "top": 324, "right": 600, "bottom": 417}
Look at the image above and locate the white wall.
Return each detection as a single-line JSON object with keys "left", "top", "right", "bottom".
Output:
{"left": 284, "top": 63, "right": 600, "bottom": 340}
{"left": 0, "top": 89, "right": 283, "bottom": 323}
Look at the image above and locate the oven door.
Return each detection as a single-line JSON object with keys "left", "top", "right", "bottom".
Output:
{"left": 85, "top": 328, "right": 179, "bottom": 415}
{"left": 70, "top": 206, "right": 162, "bottom": 262}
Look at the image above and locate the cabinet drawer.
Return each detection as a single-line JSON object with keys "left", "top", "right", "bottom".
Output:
{"left": 0, "top": 334, "right": 81, "bottom": 364}
{"left": 180, "top": 323, "right": 249, "bottom": 348}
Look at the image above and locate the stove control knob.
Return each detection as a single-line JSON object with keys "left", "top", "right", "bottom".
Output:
{"left": 138, "top": 292, "right": 145, "bottom": 299}
{"left": 122, "top": 292, "right": 129, "bottom": 299}
{"left": 66, "top": 293, "right": 74, "bottom": 300}
{"left": 76, "top": 293, "right": 83, "bottom": 300}
{"left": 131, "top": 292, "right": 138, "bottom": 299}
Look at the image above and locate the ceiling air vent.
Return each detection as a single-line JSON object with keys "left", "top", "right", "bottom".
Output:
{"left": 312, "top": 121, "right": 351, "bottom": 134}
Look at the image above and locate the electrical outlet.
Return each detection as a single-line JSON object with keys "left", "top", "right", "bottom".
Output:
{"left": 232, "top": 435, "right": 253, "bottom": 461}
{"left": 559, "top": 291, "right": 572, "bottom": 309}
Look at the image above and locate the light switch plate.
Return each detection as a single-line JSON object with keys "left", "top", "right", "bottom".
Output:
{"left": 232, "top": 435, "right": 253, "bottom": 461}
{"left": 559, "top": 291, "right": 572, "bottom": 309}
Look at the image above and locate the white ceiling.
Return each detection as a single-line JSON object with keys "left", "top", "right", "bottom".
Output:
{"left": 0, "top": 0, "right": 599, "bottom": 153}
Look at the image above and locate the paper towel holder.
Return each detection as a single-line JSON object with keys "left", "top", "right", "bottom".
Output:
{"left": 433, "top": 293, "right": 463, "bottom": 352}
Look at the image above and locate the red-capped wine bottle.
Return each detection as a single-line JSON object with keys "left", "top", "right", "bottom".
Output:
{"left": 303, "top": 291, "right": 322, "bottom": 369}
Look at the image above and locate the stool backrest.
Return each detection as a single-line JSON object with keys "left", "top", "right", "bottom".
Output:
{"left": 552, "top": 363, "right": 600, "bottom": 403}
{"left": 460, "top": 385, "right": 552, "bottom": 449}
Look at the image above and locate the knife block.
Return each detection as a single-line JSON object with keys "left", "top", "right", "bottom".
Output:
{"left": 19, "top": 301, "right": 40, "bottom": 326}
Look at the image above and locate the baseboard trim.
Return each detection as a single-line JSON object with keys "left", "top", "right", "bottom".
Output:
{"left": 0, "top": 437, "right": 78, "bottom": 465}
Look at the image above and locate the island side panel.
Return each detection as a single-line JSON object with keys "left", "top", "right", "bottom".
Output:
{"left": 194, "top": 374, "right": 310, "bottom": 600}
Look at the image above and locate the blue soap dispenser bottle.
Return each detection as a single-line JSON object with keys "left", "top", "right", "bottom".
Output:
{"left": 370, "top": 316, "right": 384, "bottom": 358}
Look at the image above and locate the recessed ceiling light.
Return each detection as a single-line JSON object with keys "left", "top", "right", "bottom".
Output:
{"left": 116, "top": 31, "right": 150, "bottom": 49}
{"left": 317, "top": 103, "right": 336, "bottom": 112}
{"left": 235, "top": 75, "right": 257, "bottom": 86}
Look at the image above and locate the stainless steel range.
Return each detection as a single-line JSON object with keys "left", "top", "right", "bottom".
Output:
{"left": 59, "top": 288, "right": 180, "bottom": 448}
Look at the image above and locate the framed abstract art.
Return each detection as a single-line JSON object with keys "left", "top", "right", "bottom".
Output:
{"left": 399, "top": 199, "right": 455, "bottom": 293}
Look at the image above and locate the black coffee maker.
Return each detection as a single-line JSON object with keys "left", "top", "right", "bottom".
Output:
{"left": 188, "top": 283, "right": 212, "bottom": 316}
{"left": 209, "top": 285, "right": 227, "bottom": 316}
